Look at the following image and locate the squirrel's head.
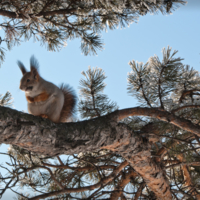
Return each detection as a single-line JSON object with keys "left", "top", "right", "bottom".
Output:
{"left": 18, "top": 56, "right": 40, "bottom": 93}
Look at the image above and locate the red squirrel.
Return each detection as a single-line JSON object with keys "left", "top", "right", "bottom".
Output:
{"left": 18, "top": 56, "right": 76, "bottom": 123}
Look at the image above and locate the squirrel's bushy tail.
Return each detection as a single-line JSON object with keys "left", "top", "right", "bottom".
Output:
{"left": 59, "top": 84, "right": 77, "bottom": 122}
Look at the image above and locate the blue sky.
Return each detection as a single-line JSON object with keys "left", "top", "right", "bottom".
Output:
{"left": 0, "top": 2, "right": 200, "bottom": 114}
{"left": 0, "top": 2, "right": 199, "bottom": 113}
{"left": 0, "top": 1, "right": 200, "bottom": 199}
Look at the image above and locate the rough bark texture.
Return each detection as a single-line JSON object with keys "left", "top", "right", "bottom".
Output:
{"left": 0, "top": 106, "right": 174, "bottom": 199}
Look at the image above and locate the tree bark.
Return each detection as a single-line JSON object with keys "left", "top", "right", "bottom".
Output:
{"left": 1, "top": 106, "right": 193, "bottom": 199}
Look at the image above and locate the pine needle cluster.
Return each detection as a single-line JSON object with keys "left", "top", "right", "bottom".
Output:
{"left": 0, "top": 91, "right": 13, "bottom": 107}
{"left": 0, "top": 0, "right": 186, "bottom": 65}
{"left": 78, "top": 67, "right": 118, "bottom": 119}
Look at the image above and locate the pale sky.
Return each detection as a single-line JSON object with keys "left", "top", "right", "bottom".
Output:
{"left": 0, "top": 1, "right": 200, "bottom": 199}
{"left": 0, "top": 2, "right": 199, "bottom": 113}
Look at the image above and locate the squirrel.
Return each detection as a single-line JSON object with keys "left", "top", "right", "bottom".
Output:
{"left": 18, "top": 56, "right": 76, "bottom": 123}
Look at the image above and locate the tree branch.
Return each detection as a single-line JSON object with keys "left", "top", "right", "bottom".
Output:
{"left": 110, "top": 170, "right": 137, "bottom": 200}
{"left": 134, "top": 182, "right": 145, "bottom": 200}
{"left": 0, "top": 105, "right": 173, "bottom": 199}
{"left": 116, "top": 107, "right": 200, "bottom": 137}
{"left": 171, "top": 105, "right": 200, "bottom": 113}
{"left": 42, "top": 161, "right": 116, "bottom": 171}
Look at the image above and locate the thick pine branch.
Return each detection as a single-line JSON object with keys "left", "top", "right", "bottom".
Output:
{"left": 1, "top": 105, "right": 200, "bottom": 199}
{"left": 0, "top": 105, "right": 173, "bottom": 200}
{"left": 1, "top": 104, "right": 199, "bottom": 199}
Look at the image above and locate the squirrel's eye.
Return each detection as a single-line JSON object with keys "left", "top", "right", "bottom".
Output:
{"left": 27, "top": 79, "right": 30, "bottom": 82}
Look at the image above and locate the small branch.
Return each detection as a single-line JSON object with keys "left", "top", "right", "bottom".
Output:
{"left": 134, "top": 182, "right": 145, "bottom": 200}
{"left": 40, "top": 166, "right": 65, "bottom": 190}
{"left": 42, "top": 162, "right": 116, "bottom": 171}
{"left": 138, "top": 77, "right": 152, "bottom": 107}
{"left": 158, "top": 66, "right": 165, "bottom": 109}
{"left": 179, "top": 89, "right": 200, "bottom": 103}
{"left": 29, "top": 161, "right": 128, "bottom": 200}
{"left": 171, "top": 105, "right": 200, "bottom": 113}
{"left": 166, "top": 161, "right": 200, "bottom": 169}
{"left": 56, "top": 156, "right": 64, "bottom": 165}
{"left": 110, "top": 170, "right": 137, "bottom": 200}
{"left": 0, "top": 178, "right": 13, "bottom": 197}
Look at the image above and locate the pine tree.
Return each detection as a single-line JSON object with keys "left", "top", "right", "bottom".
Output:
{"left": 1, "top": 46, "right": 200, "bottom": 199}
{"left": 0, "top": 0, "right": 186, "bottom": 65}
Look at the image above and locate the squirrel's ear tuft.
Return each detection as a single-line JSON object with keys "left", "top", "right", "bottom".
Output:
{"left": 30, "top": 55, "right": 40, "bottom": 80}
{"left": 17, "top": 61, "right": 27, "bottom": 75}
